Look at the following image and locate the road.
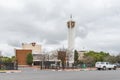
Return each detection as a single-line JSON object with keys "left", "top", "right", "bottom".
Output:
{"left": 0, "top": 68, "right": 120, "bottom": 80}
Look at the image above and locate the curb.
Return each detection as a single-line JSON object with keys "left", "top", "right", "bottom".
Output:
{"left": 52, "top": 68, "right": 96, "bottom": 71}
{"left": 0, "top": 70, "right": 21, "bottom": 73}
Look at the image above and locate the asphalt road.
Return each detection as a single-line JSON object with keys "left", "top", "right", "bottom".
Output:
{"left": 0, "top": 68, "right": 120, "bottom": 80}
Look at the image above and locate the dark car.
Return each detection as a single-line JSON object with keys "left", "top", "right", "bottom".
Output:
{"left": 115, "top": 63, "right": 120, "bottom": 68}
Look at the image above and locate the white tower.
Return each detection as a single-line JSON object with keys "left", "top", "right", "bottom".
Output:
{"left": 67, "top": 15, "right": 75, "bottom": 64}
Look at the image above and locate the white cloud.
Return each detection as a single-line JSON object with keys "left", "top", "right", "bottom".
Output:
{"left": 0, "top": 0, "right": 120, "bottom": 56}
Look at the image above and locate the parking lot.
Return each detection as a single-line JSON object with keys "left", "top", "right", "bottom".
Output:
{"left": 0, "top": 68, "right": 120, "bottom": 80}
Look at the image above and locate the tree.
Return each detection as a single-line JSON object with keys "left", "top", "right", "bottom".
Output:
{"left": 115, "top": 54, "right": 120, "bottom": 63}
{"left": 74, "top": 50, "right": 78, "bottom": 65}
{"left": 1, "top": 57, "right": 12, "bottom": 63}
{"left": 80, "top": 51, "right": 111, "bottom": 67}
{"left": 83, "top": 56, "right": 95, "bottom": 67}
{"left": 58, "top": 51, "right": 66, "bottom": 69}
{"left": 84, "top": 51, "right": 110, "bottom": 62}
{"left": 11, "top": 56, "right": 16, "bottom": 62}
{"left": 26, "top": 53, "right": 33, "bottom": 66}
{"left": 104, "top": 55, "right": 116, "bottom": 63}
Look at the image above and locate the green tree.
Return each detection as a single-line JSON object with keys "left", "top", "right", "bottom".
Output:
{"left": 11, "top": 56, "right": 16, "bottom": 62}
{"left": 1, "top": 57, "right": 12, "bottom": 63}
{"left": 26, "top": 53, "right": 33, "bottom": 66}
{"left": 82, "top": 51, "right": 110, "bottom": 66}
{"left": 74, "top": 50, "right": 79, "bottom": 65}
{"left": 84, "top": 51, "right": 109, "bottom": 62}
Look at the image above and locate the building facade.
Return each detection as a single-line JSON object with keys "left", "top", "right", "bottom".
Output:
{"left": 22, "top": 42, "right": 42, "bottom": 54}
{"left": 78, "top": 51, "right": 86, "bottom": 60}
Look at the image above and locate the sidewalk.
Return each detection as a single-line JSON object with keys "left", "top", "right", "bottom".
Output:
{"left": 51, "top": 68, "right": 96, "bottom": 71}
{"left": 0, "top": 70, "right": 21, "bottom": 73}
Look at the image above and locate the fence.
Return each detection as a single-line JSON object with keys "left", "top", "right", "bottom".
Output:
{"left": 0, "top": 62, "right": 18, "bottom": 70}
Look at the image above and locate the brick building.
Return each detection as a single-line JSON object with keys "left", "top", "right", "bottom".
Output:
{"left": 15, "top": 42, "right": 42, "bottom": 65}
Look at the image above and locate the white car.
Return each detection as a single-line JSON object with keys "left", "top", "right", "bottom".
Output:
{"left": 95, "top": 62, "right": 117, "bottom": 70}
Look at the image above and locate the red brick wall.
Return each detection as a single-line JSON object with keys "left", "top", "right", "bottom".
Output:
{"left": 16, "top": 49, "right": 32, "bottom": 65}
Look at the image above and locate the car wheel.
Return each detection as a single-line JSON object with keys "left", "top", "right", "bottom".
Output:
{"left": 108, "top": 68, "right": 111, "bottom": 70}
{"left": 103, "top": 66, "right": 106, "bottom": 70}
{"left": 97, "top": 68, "right": 101, "bottom": 70}
{"left": 113, "top": 66, "right": 116, "bottom": 70}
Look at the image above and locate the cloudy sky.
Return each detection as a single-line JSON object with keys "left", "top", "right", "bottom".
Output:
{"left": 0, "top": 0, "right": 120, "bottom": 56}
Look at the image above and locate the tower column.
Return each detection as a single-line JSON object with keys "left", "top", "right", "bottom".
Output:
{"left": 67, "top": 16, "right": 75, "bottom": 65}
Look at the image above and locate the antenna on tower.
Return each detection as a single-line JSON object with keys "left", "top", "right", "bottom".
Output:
{"left": 70, "top": 14, "right": 73, "bottom": 21}
{"left": 70, "top": 14, "right": 72, "bottom": 18}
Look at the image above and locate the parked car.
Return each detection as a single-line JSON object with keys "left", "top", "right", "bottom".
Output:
{"left": 95, "top": 62, "right": 117, "bottom": 70}
{"left": 114, "top": 63, "right": 120, "bottom": 68}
